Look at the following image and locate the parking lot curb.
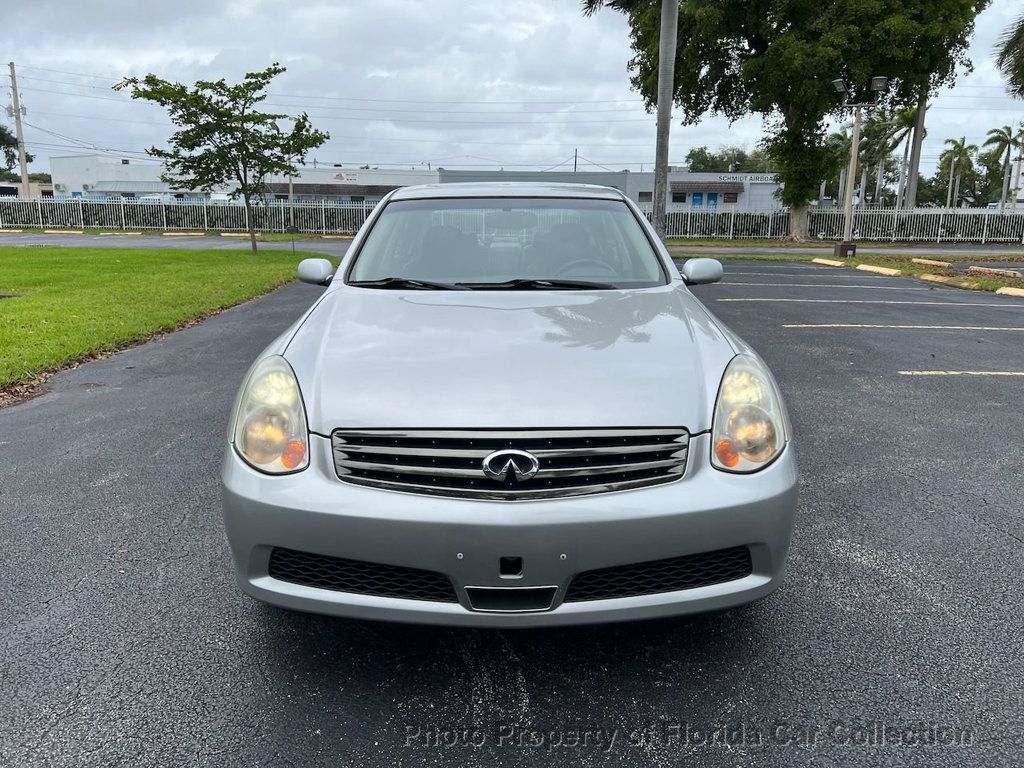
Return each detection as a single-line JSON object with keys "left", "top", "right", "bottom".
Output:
{"left": 912, "top": 257, "right": 951, "bottom": 268}
{"left": 811, "top": 258, "right": 845, "bottom": 267}
{"left": 100, "top": 232, "right": 143, "bottom": 236}
{"left": 995, "top": 287, "right": 1024, "bottom": 298}
{"left": 920, "top": 273, "right": 984, "bottom": 290}
{"left": 856, "top": 264, "right": 902, "bottom": 276}
{"left": 220, "top": 233, "right": 249, "bottom": 238}
{"left": 0, "top": 229, "right": 24, "bottom": 233}
{"left": 162, "top": 231, "right": 206, "bottom": 236}
{"left": 969, "top": 265, "right": 1023, "bottom": 278}
{"left": 45, "top": 229, "right": 83, "bottom": 234}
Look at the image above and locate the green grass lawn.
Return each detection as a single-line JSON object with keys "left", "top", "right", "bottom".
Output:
{"left": 0, "top": 246, "right": 330, "bottom": 390}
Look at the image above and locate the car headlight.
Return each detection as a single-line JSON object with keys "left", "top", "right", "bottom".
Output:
{"left": 231, "top": 356, "right": 309, "bottom": 474}
{"left": 711, "top": 355, "right": 786, "bottom": 473}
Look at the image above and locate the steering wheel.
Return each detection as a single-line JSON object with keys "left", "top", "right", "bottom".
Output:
{"left": 555, "top": 258, "right": 618, "bottom": 277}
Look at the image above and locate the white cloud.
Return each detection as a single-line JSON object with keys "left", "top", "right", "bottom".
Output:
{"left": 1, "top": 0, "right": 1020, "bottom": 175}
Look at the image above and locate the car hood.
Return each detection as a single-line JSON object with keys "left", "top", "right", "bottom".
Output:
{"left": 286, "top": 285, "right": 737, "bottom": 433}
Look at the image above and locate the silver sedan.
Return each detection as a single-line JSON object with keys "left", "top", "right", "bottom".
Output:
{"left": 222, "top": 183, "right": 797, "bottom": 626}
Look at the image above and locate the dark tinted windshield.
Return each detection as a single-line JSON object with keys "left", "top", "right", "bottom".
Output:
{"left": 347, "top": 197, "right": 666, "bottom": 288}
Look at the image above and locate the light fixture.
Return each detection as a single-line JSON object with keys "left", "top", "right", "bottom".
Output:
{"left": 870, "top": 76, "right": 889, "bottom": 93}
{"left": 832, "top": 78, "right": 848, "bottom": 94}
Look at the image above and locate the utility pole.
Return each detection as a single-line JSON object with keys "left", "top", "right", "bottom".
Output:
{"left": 7, "top": 62, "right": 30, "bottom": 198}
{"left": 573, "top": 148, "right": 578, "bottom": 173}
{"left": 652, "top": 0, "right": 679, "bottom": 240}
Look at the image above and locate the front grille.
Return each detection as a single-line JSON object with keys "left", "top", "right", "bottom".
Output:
{"left": 267, "top": 547, "right": 458, "bottom": 602}
{"left": 564, "top": 546, "right": 752, "bottom": 602}
{"left": 331, "top": 428, "right": 689, "bottom": 500}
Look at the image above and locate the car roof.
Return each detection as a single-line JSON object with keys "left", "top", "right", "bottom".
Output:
{"left": 388, "top": 182, "right": 627, "bottom": 201}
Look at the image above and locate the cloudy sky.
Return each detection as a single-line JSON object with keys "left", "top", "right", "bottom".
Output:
{"left": 2, "top": 0, "right": 1021, "bottom": 176}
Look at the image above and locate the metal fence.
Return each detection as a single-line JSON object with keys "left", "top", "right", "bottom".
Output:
{"left": 0, "top": 198, "right": 374, "bottom": 234}
{"left": 3, "top": 198, "right": 1024, "bottom": 243}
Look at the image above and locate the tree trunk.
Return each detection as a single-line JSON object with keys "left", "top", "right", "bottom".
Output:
{"left": 243, "top": 193, "right": 258, "bottom": 255}
{"left": 904, "top": 88, "right": 928, "bottom": 209}
{"left": 858, "top": 167, "right": 868, "bottom": 208}
{"left": 895, "top": 135, "right": 911, "bottom": 208}
{"left": 874, "top": 158, "right": 884, "bottom": 207}
{"left": 1000, "top": 149, "right": 1012, "bottom": 209}
{"left": 789, "top": 204, "right": 809, "bottom": 241}
{"left": 946, "top": 157, "right": 957, "bottom": 208}
{"left": 1012, "top": 155, "right": 1023, "bottom": 210}
{"left": 837, "top": 167, "right": 847, "bottom": 207}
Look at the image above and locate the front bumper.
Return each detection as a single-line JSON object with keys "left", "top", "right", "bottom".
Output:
{"left": 221, "top": 433, "right": 798, "bottom": 627}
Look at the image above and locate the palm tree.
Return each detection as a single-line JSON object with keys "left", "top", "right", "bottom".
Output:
{"left": 995, "top": 13, "right": 1024, "bottom": 98}
{"left": 983, "top": 125, "right": 1017, "bottom": 209}
{"left": 859, "top": 110, "right": 916, "bottom": 207}
{"left": 939, "top": 137, "right": 978, "bottom": 208}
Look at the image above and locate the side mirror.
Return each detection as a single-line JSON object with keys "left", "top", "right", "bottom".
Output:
{"left": 680, "top": 257, "right": 723, "bottom": 285}
{"left": 297, "top": 258, "right": 335, "bottom": 286}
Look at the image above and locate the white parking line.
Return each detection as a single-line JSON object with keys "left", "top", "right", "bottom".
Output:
{"left": 724, "top": 271, "right": 889, "bottom": 278}
{"left": 719, "top": 298, "right": 1019, "bottom": 307}
{"left": 898, "top": 370, "right": 1024, "bottom": 376}
{"left": 723, "top": 282, "right": 928, "bottom": 291}
{"left": 784, "top": 324, "right": 1024, "bottom": 331}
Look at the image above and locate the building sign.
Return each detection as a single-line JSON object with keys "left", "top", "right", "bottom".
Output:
{"left": 716, "top": 174, "right": 778, "bottom": 183}
{"left": 334, "top": 172, "right": 360, "bottom": 183}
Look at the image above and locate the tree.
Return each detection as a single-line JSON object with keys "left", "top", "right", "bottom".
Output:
{"left": 115, "top": 64, "right": 329, "bottom": 254}
{"left": 982, "top": 124, "right": 1017, "bottom": 208}
{"left": 995, "top": 12, "right": 1024, "bottom": 97}
{"left": 939, "top": 137, "right": 978, "bottom": 207}
{"left": 583, "top": 0, "right": 988, "bottom": 239}
{"left": 1, "top": 124, "right": 33, "bottom": 176}
{"left": 684, "top": 145, "right": 774, "bottom": 173}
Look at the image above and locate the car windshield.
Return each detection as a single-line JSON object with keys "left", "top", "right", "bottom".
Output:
{"left": 347, "top": 197, "right": 667, "bottom": 289}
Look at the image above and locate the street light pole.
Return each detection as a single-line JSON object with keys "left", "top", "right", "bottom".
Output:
{"left": 832, "top": 75, "right": 888, "bottom": 258}
{"left": 841, "top": 106, "right": 862, "bottom": 243}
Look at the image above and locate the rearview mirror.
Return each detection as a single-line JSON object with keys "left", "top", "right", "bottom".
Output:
{"left": 485, "top": 210, "right": 539, "bottom": 230}
{"left": 680, "top": 257, "right": 723, "bottom": 285}
{"left": 297, "top": 258, "right": 335, "bottom": 286}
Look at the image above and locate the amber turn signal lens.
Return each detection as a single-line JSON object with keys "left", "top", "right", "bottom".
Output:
{"left": 714, "top": 438, "right": 740, "bottom": 468}
{"left": 280, "top": 440, "right": 307, "bottom": 470}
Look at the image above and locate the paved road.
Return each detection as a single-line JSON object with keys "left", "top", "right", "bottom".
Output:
{"left": 3, "top": 229, "right": 1024, "bottom": 258}
{"left": 2, "top": 262, "right": 1022, "bottom": 767}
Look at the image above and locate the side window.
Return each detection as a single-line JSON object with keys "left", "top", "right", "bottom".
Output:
{"left": 671, "top": 191, "right": 687, "bottom": 203}
{"left": 638, "top": 191, "right": 653, "bottom": 203}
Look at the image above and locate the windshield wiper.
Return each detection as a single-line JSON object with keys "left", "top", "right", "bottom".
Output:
{"left": 455, "top": 278, "right": 616, "bottom": 291}
{"left": 348, "top": 277, "right": 467, "bottom": 290}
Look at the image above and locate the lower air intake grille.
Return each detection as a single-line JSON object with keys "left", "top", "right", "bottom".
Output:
{"left": 564, "top": 546, "right": 752, "bottom": 602}
{"left": 268, "top": 547, "right": 458, "bottom": 603}
{"left": 332, "top": 428, "right": 689, "bottom": 500}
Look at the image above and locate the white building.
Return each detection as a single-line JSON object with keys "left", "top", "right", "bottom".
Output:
{"left": 49, "top": 154, "right": 439, "bottom": 202}
{"left": 438, "top": 169, "right": 783, "bottom": 210}
{"left": 50, "top": 154, "right": 783, "bottom": 210}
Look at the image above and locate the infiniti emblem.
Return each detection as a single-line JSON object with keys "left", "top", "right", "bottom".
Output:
{"left": 481, "top": 449, "right": 540, "bottom": 483}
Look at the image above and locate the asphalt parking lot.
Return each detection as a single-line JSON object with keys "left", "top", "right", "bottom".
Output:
{"left": 2, "top": 259, "right": 1022, "bottom": 767}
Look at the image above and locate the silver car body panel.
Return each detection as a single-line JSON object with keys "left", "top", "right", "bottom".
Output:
{"left": 222, "top": 183, "right": 798, "bottom": 626}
